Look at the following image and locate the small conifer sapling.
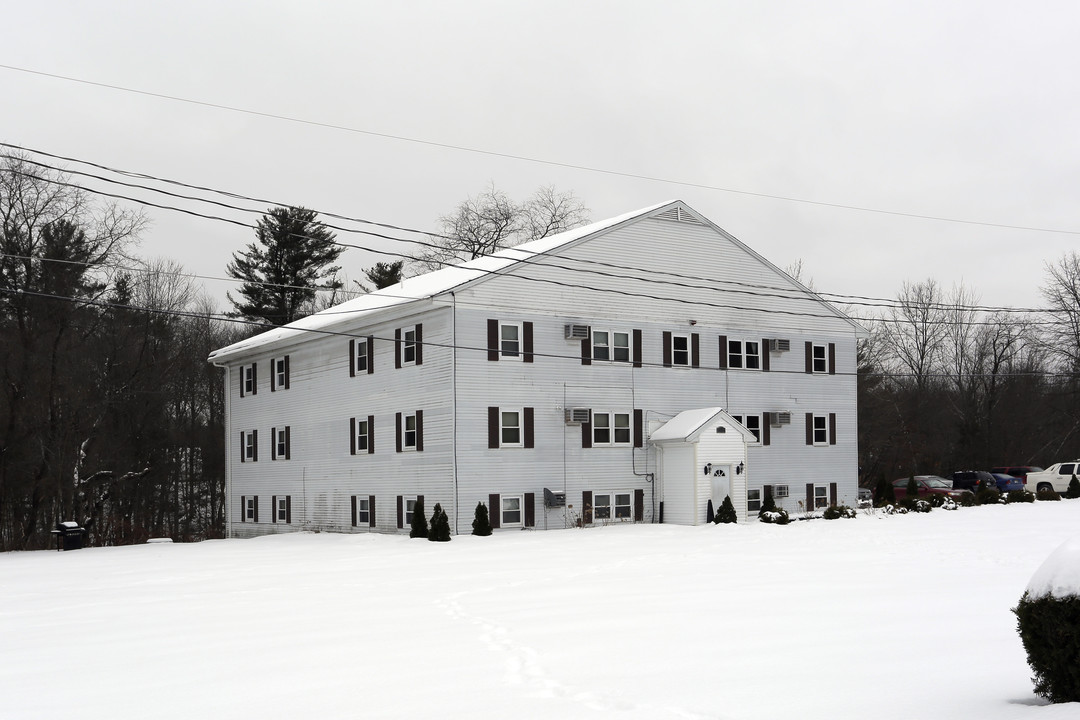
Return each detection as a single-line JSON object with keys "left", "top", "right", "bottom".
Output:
{"left": 472, "top": 501, "right": 492, "bottom": 536}
{"left": 715, "top": 495, "right": 738, "bottom": 524}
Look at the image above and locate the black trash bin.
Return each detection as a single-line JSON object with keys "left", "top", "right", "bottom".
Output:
{"left": 51, "top": 521, "right": 86, "bottom": 551}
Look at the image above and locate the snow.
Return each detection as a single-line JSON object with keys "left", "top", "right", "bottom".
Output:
{"left": 207, "top": 201, "right": 674, "bottom": 363}
{"left": 4, "top": 503, "right": 1080, "bottom": 719}
{"left": 1025, "top": 535, "right": 1080, "bottom": 601}
{"left": 649, "top": 407, "right": 725, "bottom": 442}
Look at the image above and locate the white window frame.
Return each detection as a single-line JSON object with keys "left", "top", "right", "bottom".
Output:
{"left": 671, "top": 334, "right": 690, "bottom": 367}
{"left": 243, "top": 430, "right": 256, "bottom": 462}
{"left": 274, "top": 357, "right": 287, "bottom": 389}
{"left": 747, "top": 488, "right": 761, "bottom": 513}
{"left": 731, "top": 414, "right": 761, "bottom": 444}
{"left": 274, "top": 427, "right": 288, "bottom": 460}
{"left": 405, "top": 496, "right": 417, "bottom": 525}
{"left": 775, "top": 485, "right": 790, "bottom": 499}
{"left": 613, "top": 491, "right": 633, "bottom": 520}
{"left": 591, "top": 330, "right": 631, "bottom": 364}
{"left": 355, "top": 418, "right": 369, "bottom": 453}
{"left": 402, "top": 413, "right": 417, "bottom": 450}
{"left": 245, "top": 496, "right": 256, "bottom": 521}
{"left": 356, "top": 496, "right": 370, "bottom": 525}
{"left": 812, "top": 344, "right": 828, "bottom": 373}
{"left": 501, "top": 495, "right": 523, "bottom": 527}
{"left": 499, "top": 322, "right": 522, "bottom": 360}
{"left": 814, "top": 485, "right": 829, "bottom": 509}
{"left": 243, "top": 364, "right": 255, "bottom": 395}
{"left": 355, "top": 338, "right": 369, "bottom": 373}
{"left": 402, "top": 327, "right": 417, "bottom": 366}
{"left": 500, "top": 409, "right": 522, "bottom": 447}
{"left": 592, "top": 411, "right": 631, "bottom": 446}
{"left": 812, "top": 414, "right": 829, "bottom": 445}
{"left": 728, "top": 339, "right": 760, "bottom": 370}
{"left": 276, "top": 496, "right": 289, "bottom": 522}
{"left": 592, "top": 490, "right": 633, "bottom": 521}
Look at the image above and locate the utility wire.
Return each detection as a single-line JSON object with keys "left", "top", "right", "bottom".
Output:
{"left": 3, "top": 64, "right": 1079, "bottom": 237}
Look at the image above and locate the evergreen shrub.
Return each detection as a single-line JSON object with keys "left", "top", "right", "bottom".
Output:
{"left": 927, "top": 493, "right": 947, "bottom": 507}
{"left": 715, "top": 495, "right": 737, "bottom": 524}
{"left": 823, "top": 505, "right": 856, "bottom": 520}
{"left": 975, "top": 486, "right": 1002, "bottom": 505}
{"left": 874, "top": 475, "right": 896, "bottom": 507}
{"left": 1014, "top": 593, "right": 1080, "bottom": 703}
{"left": 428, "top": 503, "right": 451, "bottom": 542}
{"left": 906, "top": 476, "right": 919, "bottom": 499}
{"left": 471, "top": 501, "right": 492, "bottom": 536}
{"left": 958, "top": 491, "right": 976, "bottom": 507}
{"left": 1006, "top": 490, "right": 1035, "bottom": 504}
{"left": 409, "top": 497, "right": 428, "bottom": 538}
{"left": 1036, "top": 488, "right": 1061, "bottom": 502}
{"left": 758, "top": 487, "right": 777, "bottom": 517}
{"left": 1067, "top": 475, "right": 1080, "bottom": 499}
{"left": 759, "top": 508, "right": 790, "bottom": 525}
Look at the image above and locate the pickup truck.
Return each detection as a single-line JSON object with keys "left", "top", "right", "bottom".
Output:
{"left": 1025, "top": 462, "right": 1080, "bottom": 494}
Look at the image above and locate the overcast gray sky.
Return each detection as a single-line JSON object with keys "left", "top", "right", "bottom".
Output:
{"left": 4, "top": 0, "right": 1078, "bottom": 315}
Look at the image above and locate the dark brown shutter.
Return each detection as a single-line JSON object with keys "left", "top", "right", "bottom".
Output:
{"left": 805, "top": 413, "right": 814, "bottom": 445}
{"left": 828, "top": 343, "right": 836, "bottom": 375}
{"left": 253, "top": 495, "right": 259, "bottom": 523}
{"left": 761, "top": 413, "right": 771, "bottom": 446}
{"left": 367, "top": 336, "right": 374, "bottom": 374}
{"left": 251, "top": 363, "right": 257, "bottom": 395}
{"left": 239, "top": 367, "right": 245, "bottom": 398}
{"left": 284, "top": 355, "right": 290, "bottom": 388}
{"left": 367, "top": 415, "right": 375, "bottom": 454}
{"left": 806, "top": 484, "right": 814, "bottom": 510}
{"left": 351, "top": 496, "right": 358, "bottom": 527}
{"left": 634, "top": 409, "right": 643, "bottom": 448}
{"left": 396, "top": 412, "right": 402, "bottom": 452}
{"left": 524, "top": 493, "right": 535, "bottom": 527}
{"left": 805, "top": 342, "right": 813, "bottom": 373}
{"left": 489, "top": 494, "right": 501, "bottom": 529}
{"left": 763, "top": 485, "right": 773, "bottom": 503}
{"left": 633, "top": 329, "right": 642, "bottom": 368}
{"left": 350, "top": 418, "right": 356, "bottom": 455}
{"left": 691, "top": 333, "right": 700, "bottom": 368}
{"left": 415, "top": 410, "right": 423, "bottom": 452}
{"left": 829, "top": 413, "right": 837, "bottom": 445}
{"left": 284, "top": 426, "right": 291, "bottom": 460}
{"left": 634, "top": 489, "right": 644, "bottom": 521}
{"left": 286, "top": 496, "right": 291, "bottom": 523}
{"left": 663, "top": 331, "right": 672, "bottom": 367}
{"left": 394, "top": 328, "right": 402, "bottom": 369}
{"left": 241, "top": 496, "right": 246, "bottom": 522}
{"left": 581, "top": 337, "right": 592, "bottom": 366}
{"left": 414, "top": 324, "right": 423, "bottom": 365}
{"left": 271, "top": 427, "right": 277, "bottom": 460}
{"left": 522, "top": 321, "right": 533, "bottom": 363}
{"left": 830, "top": 483, "right": 838, "bottom": 507}
{"left": 252, "top": 429, "right": 258, "bottom": 462}
{"left": 269, "top": 495, "right": 276, "bottom": 523}
{"left": 368, "top": 495, "right": 376, "bottom": 527}
{"left": 349, "top": 340, "right": 356, "bottom": 377}
{"left": 762, "top": 339, "right": 770, "bottom": 372}
{"left": 488, "top": 407, "right": 500, "bottom": 449}
{"left": 582, "top": 418, "right": 592, "bottom": 448}
{"left": 240, "top": 431, "right": 245, "bottom": 462}
{"left": 718, "top": 336, "right": 728, "bottom": 369}
{"left": 583, "top": 491, "right": 593, "bottom": 524}
{"left": 396, "top": 495, "right": 403, "bottom": 528}
{"left": 487, "top": 319, "right": 499, "bottom": 361}
{"left": 524, "top": 407, "right": 534, "bottom": 448}
{"left": 270, "top": 359, "right": 276, "bottom": 391}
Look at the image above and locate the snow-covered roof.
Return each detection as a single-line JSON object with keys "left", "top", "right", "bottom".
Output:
{"left": 650, "top": 408, "right": 757, "bottom": 444}
{"left": 1026, "top": 535, "right": 1080, "bottom": 600}
{"left": 208, "top": 201, "right": 675, "bottom": 364}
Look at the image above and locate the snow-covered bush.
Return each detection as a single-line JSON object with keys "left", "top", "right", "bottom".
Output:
{"left": 897, "top": 497, "right": 931, "bottom": 513}
{"left": 715, "top": 495, "right": 737, "bottom": 524}
{"left": 823, "top": 505, "right": 856, "bottom": 520}
{"left": 758, "top": 486, "right": 777, "bottom": 517}
{"left": 1036, "top": 488, "right": 1061, "bottom": 502}
{"left": 940, "top": 497, "right": 959, "bottom": 511}
{"left": 759, "top": 509, "right": 790, "bottom": 525}
{"left": 1014, "top": 536, "right": 1080, "bottom": 703}
{"left": 926, "top": 493, "right": 947, "bottom": 507}
{"left": 883, "top": 504, "right": 907, "bottom": 515}
{"left": 1006, "top": 490, "right": 1035, "bottom": 504}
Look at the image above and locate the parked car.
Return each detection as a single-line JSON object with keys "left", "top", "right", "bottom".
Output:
{"left": 989, "top": 466, "right": 1043, "bottom": 482}
{"left": 1025, "top": 462, "right": 1080, "bottom": 494}
{"left": 990, "top": 473, "right": 1024, "bottom": 493}
{"left": 882, "top": 476, "right": 968, "bottom": 501}
{"left": 951, "top": 470, "right": 996, "bottom": 492}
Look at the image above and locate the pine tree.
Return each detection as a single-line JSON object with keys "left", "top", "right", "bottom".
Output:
{"left": 1067, "top": 474, "right": 1080, "bottom": 499}
{"left": 906, "top": 475, "right": 919, "bottom": 499}
{"left": 363, "top": 261, "right": 404, "bottom": 290}
{"left": 226, "top": 206, "right": 343, "bottom": 326}
{"left": 471, "top": 501, "right": 492, "bottom": 536}
{"left": 758, "top": 486, "right": 777, "bottom": 517}
{"left": 428, "top": 503, "right": 451, "bottom": 542}
{"left": 715, "top": 495, "right": 737, "bottom": 524}
{"left": 875, "top": 475, "right": 896, "bottom": 506}
{"left": 409, "top": 497, "right": 428, "bottom": 539}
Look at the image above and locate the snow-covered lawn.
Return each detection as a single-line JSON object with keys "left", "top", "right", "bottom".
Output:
{"left": 3, "top": 503, "right": 1079, "bottom": 719}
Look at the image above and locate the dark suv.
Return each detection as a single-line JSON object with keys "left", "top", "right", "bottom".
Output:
{"left": 951, "top": 470, "right": 996, "bottom": 492}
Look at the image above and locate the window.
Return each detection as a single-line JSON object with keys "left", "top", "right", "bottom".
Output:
{"left": 241, "top": 363, "right": 257, "bottom": 396}
{"left": 813, "top": 415, "right": 828, "bottom": 445}
{"left": 355, "top": 339, "right": 369, "bottom": 373}
{"left": 241, "top": 430, "right": 258, "bottom": 462}
{"left": 271, "top": 356, "right": 289, "bottom": 391}
{"left": 403, "top": 413, "right": 417, "bottom": 449}
{"left": 747, "top": 488, "right": 761, "bottom": 513}
{"left": 814, "top": 485, "right": 828, "bottom": 509}
{"left": 592, "top": 330, "right": 631, "bottom": 363}
{"left": 271, "top": 426, "right": 290, "bottom": 460}
{"left": 273, "top": 495, "right": 290, "bottom": 523}
{"left": 405, "top": 497, "right": 417, "bottom": 525}
{"left": 243, "top": 495, "right": 257, "bottom": 522}
{"left": 613, "top": 492, "right": 632, "bottom": 519}
{"left": 355, "top": 418, "right": 369, "bottom": 453}
{"left": 728, "top": 340, "right": 760, "bottom": 370}
{"left": 500, "top": 410, "right": 521, "bottom": 446}
{"left": 356, "top": 496, "right": 370, "bottom": 525}
{"left": 1059, "top": 463, "right": 1076, "bottom": 476}
{"left": 592, "top": 412, "right": 631, "bottom": 446}
{"left": 592, "top": 492, "right": 632, "bottom": 521}
{"left": 396, "top": 411, "right": 423, "bottom": 452}
{"left": 594, "top": 493, "right": 611, "bottom": 519}
{"left": 402, "top": 328, "right": 417, "bottom": 365}
{"left": 501, "top": 495, "right": 522, "bottom": 527}
{"left": 500, "top": 323, "right": 521, "bottom": 359}
{"left": 812, "top": 344, "right": 827, "bottom": 373}
{"left": 775, "top": 485, "right": 790, "bottom": 499}
{"left": 731, "top": 414, "right": 761, "bottom": 443}
{"left": 672, "top": 334, "right": 690, "bottom": 366}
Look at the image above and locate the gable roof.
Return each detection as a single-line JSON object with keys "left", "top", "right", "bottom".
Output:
{"left": 209, "top": 199, "right": 864, "bottom": 364}
{"left": 649, "top": 407, "right": 758, "bottom": 444}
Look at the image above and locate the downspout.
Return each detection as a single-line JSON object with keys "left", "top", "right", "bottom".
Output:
{"left": 629, "top": 367, "right": 656, "bottom": 522}
{"left": 450, "top": 292, "right": 459, "bottom": 536}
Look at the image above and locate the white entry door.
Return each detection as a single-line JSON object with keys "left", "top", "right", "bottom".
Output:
{"left": 710, "top": 465, "right": 732, "bottom": 508}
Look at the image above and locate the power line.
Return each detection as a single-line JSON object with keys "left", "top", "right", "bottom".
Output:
{"left": 3, "top": 64, "right": 1079, "bottom": 237}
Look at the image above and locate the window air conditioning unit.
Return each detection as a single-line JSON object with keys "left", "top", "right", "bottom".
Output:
{"left": 769, "top": 338, "right": 791, "bottom": 352}
{"left": 768, "top": 411, "right": 792, "bottom": 427}
{"left": 564, "top": 324, "right": 590, "bottom": 340}
{"left": 543, "top": 488, "right": 566, "bottom": 508}
{"left": 565, "top": 407, "right": 592, "bottom": 424}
